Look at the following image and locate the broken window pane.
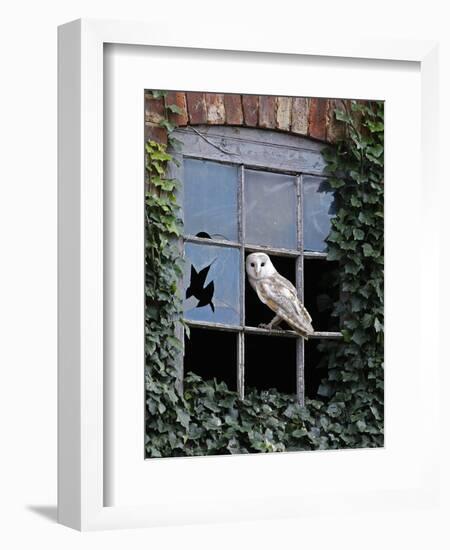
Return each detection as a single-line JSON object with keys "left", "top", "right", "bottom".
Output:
{"left": 183, "top": 158, "right": 238, "bottom": 241}
{"left": 184, "top": 328, "right": 238, "bottom": 391}
{"left": 303, "top": 176, "right": 336, "bottom": 252}
{"left": 245, "top": 253, "right": 296, "bottom": 328}
{"left": 184, "top": 242, "right": 241, "bottom": 326}
{"left": 245, "top": 334, "right": 296, "bottom": 394}
{"left": 244, "top": 169, "right": 297, "bottom": 249}
{"left": 303, "top": 259, "right": 340, "bottom": 332}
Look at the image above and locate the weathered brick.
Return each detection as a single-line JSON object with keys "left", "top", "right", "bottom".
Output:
{"left": 291, "top": 97, "right": 309, "bottom": 135}
{"left": 145, "top": 123, "right": 167, "bottom": 145}
{"left": 205, "top": 93, "right": 226, "bottom": 124}
{"left": 145, "top": 94, "right": 165, "bottom": 125}
{"left": 166, "top": 92, "right": 188, "bottom": 126}
{"left": 242, "top": 95, "right": 259, "bottom": 126}
{"left": 326, "top": 98, "right": 347, "bottom": 143}
{"left": 258, "top": 95, "right": 277, "bottom": 128}
{"left": 224, "top": 94, "right": 243, "bottom": 125}
{"left": 308, "top": 98, "right": 328, "bottom": 141}
{"left": 186, "top": 92, "right": 207, "bottom": 124}
{"left": 276, "top": 96, "right": 292, "bottom": 131}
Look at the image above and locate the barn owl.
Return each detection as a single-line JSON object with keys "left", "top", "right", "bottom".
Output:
{"left": 246, "top": 252, "right": 314, "bottom": 339}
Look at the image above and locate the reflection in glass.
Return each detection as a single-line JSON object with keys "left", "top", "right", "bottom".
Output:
{"left": 183, "top": 158, "right": 238, "bottom": 241}
{"left": 303, "top": 176, "right": 336, "bottom": 252}
{"left": 244, "top": 169, "right": 297, "bottom": 249}
{"left": 184, "top": 243, "right": 241, "bottom": 326}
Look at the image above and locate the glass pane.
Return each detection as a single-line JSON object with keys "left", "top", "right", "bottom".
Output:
{"left": 244, "top": 169, "right": 297, "bottom": 249}
{"left": 183, "top": 158, "right": 238, "bottom": 241}
{"left": 184, "top": 243, "right": 241, "bottom": 326}
{"left": 303, "top": 176, "right": 336, "bottom": 252}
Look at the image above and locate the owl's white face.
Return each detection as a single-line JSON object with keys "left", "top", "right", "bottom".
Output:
{"left": 246, "top": 252, "right": 276, "bottom": 280}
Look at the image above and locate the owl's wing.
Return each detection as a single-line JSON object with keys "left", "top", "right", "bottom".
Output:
{"left": 257, "top": 273, "right": 314, "bottom": 338}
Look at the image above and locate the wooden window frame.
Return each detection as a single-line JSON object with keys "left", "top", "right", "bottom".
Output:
{"left": 170, "top": 125, "right": 342, "bottom": 404}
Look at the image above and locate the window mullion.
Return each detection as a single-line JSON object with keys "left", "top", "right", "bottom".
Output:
{"left": 296, "top": 174, "right": 305, "bottom": 406}
{"left": 238, "top": 164, "right": 245, "bottom": 399}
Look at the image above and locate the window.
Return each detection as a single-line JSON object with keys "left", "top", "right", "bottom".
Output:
{"left": 170, "top": 125, "right": 341, "bottom": 404}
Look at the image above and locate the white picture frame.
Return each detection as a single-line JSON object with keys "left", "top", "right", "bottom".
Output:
{"left": 58, "top": 18, "right": 440, "bottom": 531}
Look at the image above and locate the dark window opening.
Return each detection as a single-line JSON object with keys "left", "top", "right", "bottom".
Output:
{"left": 304, "top": 259, "right": 340, "bottom": 332}
{"left": 304, "top": 339, "right": 329, "bottom": 399}
{"left": 245, "top": 252, "right": 297, "bottom": 329}
{"left": 245, "top": 334, "right": 296, "bottom": 394}
{"left": 184, "top": 328, "right": 237, "bottom": 391}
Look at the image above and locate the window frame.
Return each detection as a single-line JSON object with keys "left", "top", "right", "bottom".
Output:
{"left": 169, "top": 125, "right": 342, "bottom": 404}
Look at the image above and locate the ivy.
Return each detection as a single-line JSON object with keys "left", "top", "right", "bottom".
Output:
{"left": 145, "top": 95, "right": 384, "bottom": 458}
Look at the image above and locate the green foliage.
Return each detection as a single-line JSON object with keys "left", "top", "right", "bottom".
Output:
{"left": 145, "top": 138, "right": 184, "bottom": 428}
{"left": 145, "top": 97, "right": 384, "bottom": 458}
{"left": 318, "top": 100, "right": 384, "bottom": 446}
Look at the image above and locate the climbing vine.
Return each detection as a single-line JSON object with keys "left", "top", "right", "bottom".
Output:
{"left": 145, "top": 93, "right": 384, "bottom": 457}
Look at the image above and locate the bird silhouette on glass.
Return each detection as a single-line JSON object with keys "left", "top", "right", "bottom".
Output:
{"left": 186, "top": 259, "right": 216, "bottom": 312}
{"left": 246, "top": 252, "right": 314, "bottom": 339}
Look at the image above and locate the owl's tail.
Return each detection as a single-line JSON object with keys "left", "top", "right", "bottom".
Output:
{"left": 291, "top": 320, "right": 314, "bottom": 340}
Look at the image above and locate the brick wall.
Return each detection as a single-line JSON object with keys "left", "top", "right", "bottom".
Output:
{"left": 145, "top": 92, "right": 350, "bottom": 145}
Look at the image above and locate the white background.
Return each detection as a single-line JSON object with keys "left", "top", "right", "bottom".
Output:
{"left": 0, "top": 0, "right": 448, "bottom": 548}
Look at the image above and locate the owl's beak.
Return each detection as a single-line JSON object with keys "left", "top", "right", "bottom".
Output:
{"left": 255, "top": 266, "right": 261, "bottom": 277}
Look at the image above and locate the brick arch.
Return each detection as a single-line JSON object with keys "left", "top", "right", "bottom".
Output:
{"left": 145, "top": 92, "right": 348, "bottom": 146}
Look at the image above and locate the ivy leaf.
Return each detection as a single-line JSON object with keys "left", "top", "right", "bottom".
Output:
{"left": 159, "top": 119, "right": 176, "bottom": 133}
{"left": 326, "top": 246, "right": 342, "bottom": 261}
{"left": 166, "top": 103, "right": 184, "bottom": 115}
{"left": 335, "top": 109, "right": 352, "bottom": 124}
{"left": 168, "top": 136, "right": 184, "bottom": 152}
{"left": 326, "top": 404, "right": 342, "bottom": 418}
{"left": 350, "top": 195, "right": 362, "bottom": 207}
{"left": 362, "top": 243, "right": 375, "bottom": 257}
{"left": 374, "top": 318, "right": 383, "bottom": 332}
{"left": 292, "top": 428, "right": 308, "bottom": 438}
{"left": 176, "top": 408, "right": 190, "bottom": 429}
{"left": 353, "top": 228, "right": 364, "bottom": 240}
{"left": 151, "top": 90, "right": 168, "bottom": 99}
{"left": 357, "top": 420, "right": 367, "bottom": 432}
{"left": 366, "top": 120, "right": 384, "bottom": 132}
{"left": 351, "top": 330, "right": 369, "bottom": 346}
{"left": 317, "top": 383, "right": 333, "bottom": 397}
{"left": 367, "top": 144, "right": 383, "bottom": 158}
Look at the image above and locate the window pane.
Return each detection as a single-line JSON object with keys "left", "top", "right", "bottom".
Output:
{"left": 244, "top": 169, "right": 297, "bottom": 249}
{"left": 183, "top": 158, "right": 238, "bottom": 241}
{"left": 303, "top": 176, "right": 336, "bottom": 252}
{"left": 184, "top": 243, "right": 241, "bottom": 326}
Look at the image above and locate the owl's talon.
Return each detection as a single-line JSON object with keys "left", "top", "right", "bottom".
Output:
{"left": 258, "top": 322, "right": 282, "bottom": 331}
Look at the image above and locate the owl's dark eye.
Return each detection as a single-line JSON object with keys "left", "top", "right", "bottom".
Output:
{"left": 250, "top": 262, "right": 255, "bottom": 267}
{"left": 261, "top": 262, "right": 265, "bottom": 267}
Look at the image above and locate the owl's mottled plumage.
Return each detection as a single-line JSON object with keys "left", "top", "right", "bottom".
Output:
{"left": 246, "top": 252, "right": 314, "bottom": 339}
